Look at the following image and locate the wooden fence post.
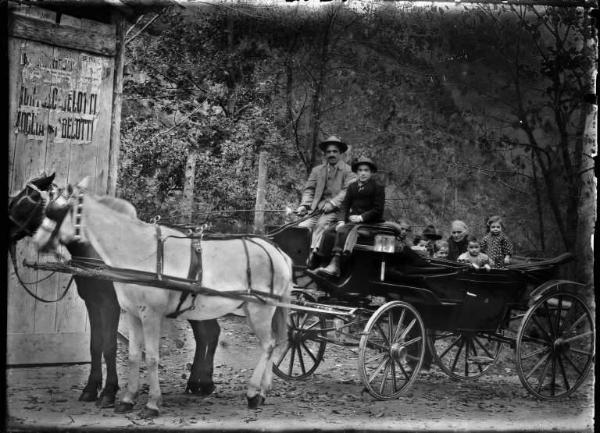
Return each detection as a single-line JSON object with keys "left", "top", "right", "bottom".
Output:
{"left": 107, "top": 11, "right": 125, "bottom": 196}
{"left": 254, "top": 151, "right": 268, "bottom": 234}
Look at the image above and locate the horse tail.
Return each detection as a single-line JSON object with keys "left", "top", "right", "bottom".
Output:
{"left": 272, "top": 272, "right": 292, "bottom": 347}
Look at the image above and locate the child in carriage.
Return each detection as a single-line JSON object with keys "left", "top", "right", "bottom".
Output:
{"left": 411, "top": 225, "right": 442, "bottom": 258}
{"left": 433, "top": 239, "right": 449, "bottom": 258}
{"left": 316, "top": 156, "right": 385, "bottom": 277}
{"left": 457, "top": 236, "right": 491, "bottom": 270}
{"left": 480, "top": 215, "right": 514, "bottom": 268}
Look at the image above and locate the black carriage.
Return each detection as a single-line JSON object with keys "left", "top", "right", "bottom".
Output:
{"left": 269, "top": 224, "right": 595, "bottom": 401}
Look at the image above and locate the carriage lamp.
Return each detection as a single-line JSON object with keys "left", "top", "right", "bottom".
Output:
{"left": 374, "top": 234, "right": 396, "bottom": 282}
{"left": 374, "top": 234, "right": 396, "bottom": 253}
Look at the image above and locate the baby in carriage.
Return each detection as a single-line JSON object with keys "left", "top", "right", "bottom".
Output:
{"left": 457, "top": 236, "right": 491, "bottom": 270}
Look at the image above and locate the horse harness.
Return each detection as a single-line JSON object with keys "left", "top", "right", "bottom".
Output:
{"left": 153, "top": 223, "right": 280, "bottom": 319}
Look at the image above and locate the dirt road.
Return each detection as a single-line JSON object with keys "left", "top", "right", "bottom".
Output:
{"left": 6, "top": 315, "right": 594, "bottom": 431}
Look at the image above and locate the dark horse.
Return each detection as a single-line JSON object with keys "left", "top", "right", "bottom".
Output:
{"left": 8, "top": 173, "right": 220, "bottom": 408}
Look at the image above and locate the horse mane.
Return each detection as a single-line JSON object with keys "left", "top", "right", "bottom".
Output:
{"left": 96, "top": 196, "right": 137, "bottom": 219}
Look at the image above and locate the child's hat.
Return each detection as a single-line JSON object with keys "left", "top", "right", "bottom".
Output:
{"left": 422, "top": 224, "right": 442, "bottom": 240}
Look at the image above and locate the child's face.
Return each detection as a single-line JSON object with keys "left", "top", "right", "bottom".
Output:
{"left": 398, "top": 224, "right": 411, "bottom": 239}
{"left": 356, "top": 165, "right": 372, "bottom": 182}
{"left": 490, "top": 222, "right": 502, "bottom": 235}
{"left": 468, "top": 242, "right": 480, "bottom": 256}
{"left": 438, "top": 246, "right": 448, "bottom": 257}
{"left": 418, "top": 239, "right": 428, "bottom": 247}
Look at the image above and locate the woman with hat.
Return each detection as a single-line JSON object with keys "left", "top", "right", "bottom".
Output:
{"left": 411, "top": 224, "right": 442, "bottom": 258}
{"left": 316, "top": 156, "right": 385, "bottom": 277}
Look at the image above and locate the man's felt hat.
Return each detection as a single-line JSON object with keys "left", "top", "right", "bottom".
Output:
{"left": 319, "top": 135, "right": 348, "bottom": 153}
{"left": 351, "top": 156, "right": 377, "bottom": 173}
{"left": 421, "top": 224, "right": 442, "bottom": 241}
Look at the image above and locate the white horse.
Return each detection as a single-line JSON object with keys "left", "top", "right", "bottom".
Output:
{"left": 34, "top": 179, "right": 292, "bottom": 418}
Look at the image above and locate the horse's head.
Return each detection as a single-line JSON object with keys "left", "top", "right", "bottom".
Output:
{"left": 33, "top": 182, "right": 82, "bottom": 254}
{"left": 9, "top": 173, "right": 56, "bottom": 242}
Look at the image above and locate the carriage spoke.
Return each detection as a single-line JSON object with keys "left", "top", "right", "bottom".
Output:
{"left": 297, "top": 344, "right": 307, "bottom": 375}
{"left": 439, "top": 335, "right": 462, "bottom": 360}
{"left": 375, "top": 323, "right": 390, "bottom": 347}
{"left": 535, "top": 353, "right": 552, "bottom": 394}
{"left": 521, "top": 346, "right": 550, "bottom": 360}
{"left": 433, "top": 331, "right": 454, "bottom": 340}
{"left": 555, "top": 297, "right": 563, "bottom": 336}
{"left": 450, "top": 338, "right": 465, "bottom": 373}
{"left": 472, "top": 335, "right": 494, "bottom": 361}
{"left": 464, "top": 339, "right": 471, "bottom": 377}
{"left": 388, "top": 312, "right": 394, "bottom": 344}
{"left": 399, "top": 318, "right": 416, "bottom": 341}
{"left": 368, "top": 356, "right": 390, "bottom": 385}
{"left": 550, "top": 355, "right": 557, "bottom": 396}
{"left": 531, "top": 316, "right": 553, "bottom": 342}
{"left": 525, "top": 351, "right": 551, "bottom": 380}
{"left": 560, "top": 352, "right": 584, "bottom": 376}
{"left": 401, "top": 335, "right": 422, "bottom": 348}
{"left": 378, "top": 360, "right": 391, "bottom": 395}
{"left": 568, "top": 347, "right": 593, "bottom": 357}
{"left": 392, "top": 309, "right": 406, "bottom": 342}
{"left": 390, "top": 357, "right": 398, "bottom": 391}
{"left": 562, "top": 312, "right": 587, "bottom": 336}
{"left": 364, "top": 352, "right": 386, "bottom": 365}
{"left": 561, "top": 331, "right": 594, "bottom": 344}
{"left": 300, "top": 340, "right": 318, "bottom": 364}
{"left": 542, "top": 302, "right": 557, "bottom": 339}
{"left": 394, "top": 357, "right": 411, "bottom": 380}
{"left": 288, "top": 345, "right": 297, "bottom": 376}
{"left": 303, "top": 318, "right": 323, "bottom": 332}
{"left": 275, "top": 344, "right": 291, "bottom": 368}
{"left": 557, "top": 354, "right": 571, "bottom": 391}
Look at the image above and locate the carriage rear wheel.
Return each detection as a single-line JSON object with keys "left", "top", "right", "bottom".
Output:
{"left": 515, "top": 290, "right": 594, "bottom": 399}
{"left": 273, "top": 293, "right": 326, "bottom": 380}
{"left": 427, "top": 330, "right": 503, "bottom": 380}
{"left": 358, "top": 301, "right": 426, "bottom": 400}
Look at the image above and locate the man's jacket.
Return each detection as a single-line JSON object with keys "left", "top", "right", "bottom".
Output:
{"left": 301, "top": 160, "right": 356, "bottom": 211}
{"left": 337, "top": 178, "right": 385, "bottom": 223}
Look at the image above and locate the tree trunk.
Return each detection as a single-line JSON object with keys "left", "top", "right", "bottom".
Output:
{"left": 107, "top": 12, "right": 125, "bottom": 196}
{"left": 574, "top": 9, "right": 597, "bottom": 295}
{"left": 308, "top": 14, "right": 333, "bottom": 170}
{"left": 531, "top": 149, "right": 545, "bottom": 252}
{"left": 181, "top": 149, "right": 198, "bottom": 225}
{"left": 253, "top": 151, "right": 268, "bottom": 234}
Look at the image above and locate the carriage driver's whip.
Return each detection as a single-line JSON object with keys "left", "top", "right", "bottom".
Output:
{"left": 9, "top": 243, "right": 74, "bottom": 303}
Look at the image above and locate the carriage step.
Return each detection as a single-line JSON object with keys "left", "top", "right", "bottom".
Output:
{"left": 469, "top": 356, "right": 495, "bottom": 365}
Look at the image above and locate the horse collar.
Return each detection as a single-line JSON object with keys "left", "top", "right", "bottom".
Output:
{"left": 73, "top": 191, "right": 85, "bottom": 242}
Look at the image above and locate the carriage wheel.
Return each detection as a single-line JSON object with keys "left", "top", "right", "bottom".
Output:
{"left": 358, "top": 301, "right": 426, "bottom": 400}
{"left": 515, "top": 291, "right": 594, "bottom": 399}
{"left": 427, "top": 330, "right": 503, "bottom": 380}
{"left": 273, "top": 294, "right": 326, "bottom": 380}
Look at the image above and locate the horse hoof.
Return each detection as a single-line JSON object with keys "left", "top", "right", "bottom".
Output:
{"left": 186, "top": 382, "right": 215, "bottom": 396}
{"left": 140, "top": 406, "right": 160, "bottom": 419}
{"left": 78, "top": 390, "right": 98, "bottom": 402}
{"left": 114, "top": 401, "right": 135, "bottom": 413}
{"left": 247, "top": 394, "right": 265, "bottom": 409}
{"left": 96, "top": 392, "right": 116, "bottom": 408}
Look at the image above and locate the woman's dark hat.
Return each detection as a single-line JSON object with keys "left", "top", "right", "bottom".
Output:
{"left": 421, "top": 224, "right": 442, "bottom": 241}
{"left": 351, "top": 156, "right": 377, "bottom": 173}
{"left": 319, "top": 135, "right": 348, "bottom": 153}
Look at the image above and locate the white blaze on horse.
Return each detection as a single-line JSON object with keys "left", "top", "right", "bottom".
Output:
{"left": 34, "top": 178, "right": 293, "bottom": 418}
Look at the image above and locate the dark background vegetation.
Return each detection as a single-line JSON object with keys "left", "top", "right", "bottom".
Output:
{"left": 117, "top": 1, "right": 596, "bottom": 288}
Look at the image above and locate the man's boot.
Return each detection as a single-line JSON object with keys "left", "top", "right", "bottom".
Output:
{"left": 318, "top": 254, "right": 341, "bottom": 277}
{"left": 306, "top": 250, "right": 319, "bottom": 270}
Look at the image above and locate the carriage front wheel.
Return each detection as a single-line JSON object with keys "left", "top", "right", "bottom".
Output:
{"left": 427, "top": 330, "right": 503, "bottom": 380}
{"left": 273, "top": 294, "right": 327, "bottom": 380}
{"left": 515, "top": 290, "right": 595, "bottom": 399}
{"left": 358, "top": 301, "right": 426, "bottom": 400}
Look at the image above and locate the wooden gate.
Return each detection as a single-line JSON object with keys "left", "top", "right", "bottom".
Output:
{"left": 7, "top": 5, "right": 117, "bottom": 365}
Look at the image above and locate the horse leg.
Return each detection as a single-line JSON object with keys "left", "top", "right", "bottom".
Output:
{"left": 186, "top": 319, "right": 220, "bottom": 396}
{"left": 96, "top": 286, "right": 121, "bottom": 408}
{"left": 79, "top": 290, "right": 103, "bottom": 402}
{"left": 139, "top": 313, "right": 163, "bottom": 419}
{"left": 114, "top": 313, "right": 144, "bottom": 414}
{"left": 243, "top": 304, "right": 277, "bottom": 409}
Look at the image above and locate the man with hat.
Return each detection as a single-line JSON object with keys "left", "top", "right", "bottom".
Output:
{"left": 297, "top": 136, "right": 357, "bottom": 269}
{"left": 316, "top": 156, "right": 385, "bottom": 277}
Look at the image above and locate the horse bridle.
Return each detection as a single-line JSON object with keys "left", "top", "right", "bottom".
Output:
{"left": 8, "top": 182, "right": 48, "bottom": 242}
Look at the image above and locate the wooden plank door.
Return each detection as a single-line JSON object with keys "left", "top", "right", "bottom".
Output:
{"left": 7, "top": 6, "right": 116, "bottom": 365}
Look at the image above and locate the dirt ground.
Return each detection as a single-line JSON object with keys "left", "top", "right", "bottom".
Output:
{"left": 6, "top": 314, "right": 594, "bottom": 432}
